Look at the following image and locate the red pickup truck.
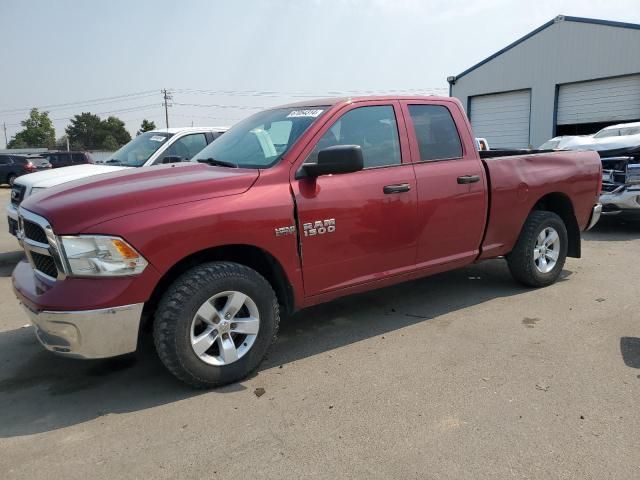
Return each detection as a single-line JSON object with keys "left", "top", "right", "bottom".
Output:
{"left": 13, "top": 96, "right": 602, "bottom": 387}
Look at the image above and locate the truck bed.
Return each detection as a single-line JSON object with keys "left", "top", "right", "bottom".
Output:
{"left": 478, "top": 150, "right": 602, "bottom": 260}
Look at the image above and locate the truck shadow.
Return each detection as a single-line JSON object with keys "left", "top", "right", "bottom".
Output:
{"left": 584, "top": 216, "right": 640, "bottom": 242}
{"left": 620, "top": 337, "right": 640, "bottom": 368}
{"left": 0, "top": 259, "right": 560, "bottom": 438}
{"left": 0, "top": 250, "right": 25, "bottom": 277}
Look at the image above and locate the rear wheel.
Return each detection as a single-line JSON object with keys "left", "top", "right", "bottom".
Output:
{"left": 507, "top": 210, "right": 568, "bottom": 287}
{"left": 153, "top": 262, "right": 279, "bottom": 388}
{"left": 7, "top": 174, "right": 16, "bottom": 186}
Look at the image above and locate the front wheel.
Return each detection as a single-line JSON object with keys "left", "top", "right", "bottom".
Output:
{"left": 507, "top": 210, "right": 568, "bottom": 288}
{"left": 153, "top": 262, "right": 279, "bottom": 388}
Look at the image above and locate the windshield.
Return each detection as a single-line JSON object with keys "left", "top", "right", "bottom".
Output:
{"left": 192, "top": 107, "right": 328, "bottom": 168}
{"left": 105, "top": 131, "right": 173, "bottom": 167}
{"left": 539, "top": 139, "right": 561, "bottom": 149}
{"left": 594, "top": 126, "right": 640, "bottom": 138}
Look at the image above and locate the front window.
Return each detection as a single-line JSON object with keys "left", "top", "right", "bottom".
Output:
{"left": 105, "top": 131, "right": 173, "bottom": 167}
{"left": 305, "top": 105, "right": 402, "bottom": 168}
{"left": 156, "top": 133, "right": 208, "bottom": 163}
{"left": 192, "top": 107, "right": 328, "bottom": 168}
{"left": 539, "top": 139, "right": 561, "bottom": 149}
{"left": 594, "top": 128, "right": 619, "bottom": 138}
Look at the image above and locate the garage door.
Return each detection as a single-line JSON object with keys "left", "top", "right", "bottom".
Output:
{"left": 557, "top": 74, "right": 640, "bottom": 125}
{"left": 469, "top": 90, "right": 531, "bottom": 149}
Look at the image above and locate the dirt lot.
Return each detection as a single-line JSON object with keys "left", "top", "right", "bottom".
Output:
{"left": 0, "top": 186, "right": 638, "bottom": 479}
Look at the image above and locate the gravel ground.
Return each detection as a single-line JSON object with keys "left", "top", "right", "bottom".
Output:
{"left": 0, "top": 187, "right": 638, "bottom": 479}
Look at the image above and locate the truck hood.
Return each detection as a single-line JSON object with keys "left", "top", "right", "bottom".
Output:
{"left": 22, "top": 163, "right": 260, "bottom": 233}
{"left": 16, "top": 164, "right": 130, "bottom": 189}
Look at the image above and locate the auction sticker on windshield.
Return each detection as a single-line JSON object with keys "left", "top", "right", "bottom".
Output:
{"left": 150, "top": 135, "right": 167, "bottom": 142}
{"left": 287, "top": 109, "right": 324, "bottom": 118}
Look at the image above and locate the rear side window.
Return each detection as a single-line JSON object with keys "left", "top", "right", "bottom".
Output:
{"left": 72, "top": 153, "right": 85, "bottom": 163}
{"left": 0, "top": 155, "right": 11, "bottom": 165}
{"left": 407, "top": 105, "right": 463, "bottom": 161}
{"left": 308, "top": 105, "right": 401, "bottom": 169}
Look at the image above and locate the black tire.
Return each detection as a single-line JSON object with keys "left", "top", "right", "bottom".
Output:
{"left": 506, "top": 210, "right": 568, "bottom": 288}
{"left": 7, "top": 174, "right": 16, "bottom": 186}
{"left": 153, "top": 262, "right": 279, "bottom": 388}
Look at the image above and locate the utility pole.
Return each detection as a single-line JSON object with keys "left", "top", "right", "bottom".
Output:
{"left": 2, "top": 122, "right": 7, "bottom": 148}
{"left": 162, "top": 89, "right": 172, "bottom": 129}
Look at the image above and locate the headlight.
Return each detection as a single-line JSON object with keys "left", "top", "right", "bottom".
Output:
{"left": 60, "top": 235, "right": 148, "bottom": 277}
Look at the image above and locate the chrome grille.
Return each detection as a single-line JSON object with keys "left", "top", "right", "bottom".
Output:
{"left": 31, "top": 252, "right": 58, "bottom": 278}
{"left": 23, "top": 220, "right": 48, "bottom": 244}
{"left": 17, "top": 209, "right": 66, "bottom": 281}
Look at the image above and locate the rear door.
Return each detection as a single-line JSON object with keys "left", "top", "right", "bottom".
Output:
{"left": 400, "top": 100, "right": 487, "bottom": 270}
{"left": 292, "top": 101, "right": 418, "bottom": 296}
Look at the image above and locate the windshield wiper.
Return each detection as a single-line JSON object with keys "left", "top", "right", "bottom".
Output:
{"left": 197, "top": 157, "right": 238, "bottom": 168}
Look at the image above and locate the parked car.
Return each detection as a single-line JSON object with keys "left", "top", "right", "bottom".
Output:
{"left": 6, "top": 127, "right": 228, "bottom": 236}
{"left": 0, "top": 154, "right": 51, "bottom": 186}
{"left": 557, "top": 122, "right": 640, "bottom": 151}
{"left": 39, "top": 151, "right": 93, "bottom": 168}
{"left": 538, "top": 135, "right": 590, "bottom": 150}
{"left": 12, "top": 96, "right": 602, "bottom": 388}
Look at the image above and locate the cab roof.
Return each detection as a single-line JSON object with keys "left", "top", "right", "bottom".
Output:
{"left": 277, "top": 95, "right": 452, "bottom": 109}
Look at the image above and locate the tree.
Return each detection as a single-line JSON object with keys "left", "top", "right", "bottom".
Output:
{"left": 101, "top": 116, "right": 131, "bottom": 148}
{"left": 101, "top": 134, "right": 119, "bottom": 151}
{"left": 66, "top": 113, "right": 131, "bottom": 150}
{"left": 66, "top": 112, "right": 103, "bottom": 149}
{"left": 7, "top": 108, "right": 55, "bottom": 148}
{"left": 137, "top": 119, "right": 156, "bottom": 135}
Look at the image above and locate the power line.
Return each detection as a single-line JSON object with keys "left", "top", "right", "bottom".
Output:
{"left": 173, "top": 102, "right": 261, "bottom": 110}
{"left": 4, "top": 104, "right": 160, "bottom": 127}
{"left": 0, "top": 90, "right": 158, "bottom": 115}
{"left": 173, "top": 87, "right": 449, "bottom": 98}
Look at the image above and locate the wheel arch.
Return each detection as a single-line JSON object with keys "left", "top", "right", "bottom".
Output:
{"left": 531, "top": 192, "right": 580, "bottom": 258}
{"left": 142, "top": 244, "right": 295, "bottom": 329}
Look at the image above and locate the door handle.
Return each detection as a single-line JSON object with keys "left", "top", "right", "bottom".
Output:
{"left": 457, "top": 175, "right": 480, "bottom": 184}
{"left": 383, "top": 183, "right": 411, "bottom": 194}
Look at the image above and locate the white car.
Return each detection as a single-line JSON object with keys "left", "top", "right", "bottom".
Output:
{"left": 7, "top": 127, "right": 227, "bottom": 236}
{"left": 559, "top": 122, "right": 640, "bottom": 152}
{"left": 539, "top": 135, "right": 590, "bottom": 150}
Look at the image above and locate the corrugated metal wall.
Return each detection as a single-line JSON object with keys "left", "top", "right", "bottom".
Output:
{"left": 450, "top": 18, "right": 640, "bottom": 147}
{"left": 557, "top": 74, "right": 640, "bottom": 125}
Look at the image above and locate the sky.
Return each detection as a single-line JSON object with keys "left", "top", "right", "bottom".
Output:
{"left": 1, "top": 0, "right": 639, "bottom": 146}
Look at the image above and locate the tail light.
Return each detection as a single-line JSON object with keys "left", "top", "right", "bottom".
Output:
{"left": 24, "top": 162, "right": 36, "bottom": 173}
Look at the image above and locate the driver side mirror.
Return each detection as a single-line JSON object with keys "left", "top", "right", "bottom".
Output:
{"left": 297, "top": 145, "right": 364, "bottom": 179}
{"left": 162, "top": 155, "right": 184, "bottom": 164}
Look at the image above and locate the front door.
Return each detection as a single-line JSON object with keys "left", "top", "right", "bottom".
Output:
{"left": 292, "top": 102, "right": 418, "bottom": 296}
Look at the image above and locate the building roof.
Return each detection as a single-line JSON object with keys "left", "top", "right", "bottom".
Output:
{"left": 449, "top": 15, "right": 640, "bottom": 83}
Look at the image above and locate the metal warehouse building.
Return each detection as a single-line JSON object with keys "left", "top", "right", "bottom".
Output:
{"left": 447, "top": 15, "right": 640, "bottom": 149}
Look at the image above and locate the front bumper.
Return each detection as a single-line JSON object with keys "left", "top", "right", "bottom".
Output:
{"left": 21, "top": 302, "right": 144, "bottom": 359}
{"left": 6, "top": 203, "right": 18, "bottom": 237}
{"left": 586, "top": 203, "right": 602, "bottom": 231}
{"left": 600, "top": 189, "right": 640, "bottom": 215}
